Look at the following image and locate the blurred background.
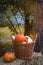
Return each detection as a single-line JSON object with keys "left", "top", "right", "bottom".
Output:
{"left": 0, "top": 0, "right": 43, "bottom": 53}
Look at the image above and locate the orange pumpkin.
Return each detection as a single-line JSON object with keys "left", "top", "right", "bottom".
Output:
{"left": 14, "top": 33, "right": 27, "bottom": 43}
{"left": 4, "top": 52, "right": 15, "bottom": 62}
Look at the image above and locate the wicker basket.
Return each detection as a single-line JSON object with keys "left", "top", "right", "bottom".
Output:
{"left": 13, "top": 34, "right": 37, "bottom": 60}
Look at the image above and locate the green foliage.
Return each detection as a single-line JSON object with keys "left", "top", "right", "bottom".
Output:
{"left": 24, "top": 15, "right": 36, "bottom": 36}
{"left": 0, "top": 0, "right": 36, "bottom": 36}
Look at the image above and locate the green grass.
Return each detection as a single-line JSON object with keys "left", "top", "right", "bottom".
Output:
{"left": 0, "top": 27, "right": 13, "bottom": 48}
{"left": 0, "top": 26, "right": 13, "bottom": 37}
{"left": 0, "top": 26, "right": 24, "bottom": 38}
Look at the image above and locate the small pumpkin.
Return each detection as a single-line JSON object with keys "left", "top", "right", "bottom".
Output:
{"left": 4, "top": 52, "right": 15, "bottom": 62}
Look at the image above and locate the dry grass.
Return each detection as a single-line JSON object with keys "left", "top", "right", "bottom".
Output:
{"left": 15, "top": 25, "right": 24, "bottom": 34}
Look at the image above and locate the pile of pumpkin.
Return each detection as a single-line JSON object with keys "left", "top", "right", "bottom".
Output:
{"left": 3, "top": 33, "right": 33, "bottom": 62}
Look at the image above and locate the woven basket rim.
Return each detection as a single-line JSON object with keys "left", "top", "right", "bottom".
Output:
{"left": 14, "top": 42, "right": 34, "bottom": 45}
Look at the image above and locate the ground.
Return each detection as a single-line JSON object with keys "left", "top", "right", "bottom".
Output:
{"left": 0, "top": 53, "right": 43, "bottom": 65}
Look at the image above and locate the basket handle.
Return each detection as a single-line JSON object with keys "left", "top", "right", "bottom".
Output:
{"left": 34, "top": 34, "right": 38, "bottom": 43}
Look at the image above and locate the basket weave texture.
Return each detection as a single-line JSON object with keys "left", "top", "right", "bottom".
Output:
{"left": 13, "top": 34, "right": 37, "bottom": 60}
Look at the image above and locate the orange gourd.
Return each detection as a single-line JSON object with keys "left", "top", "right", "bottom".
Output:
{"left": 4, "top": 52, "right": 15, "bottom": 62}
{"left": 14, "top": 33, "right": 27, "bottom": 43}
